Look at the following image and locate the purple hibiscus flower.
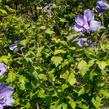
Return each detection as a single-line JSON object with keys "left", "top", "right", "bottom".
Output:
{"left": 77, "top": 38, "right": 94, "bottom": 49}
{"left": 95, "top": 0, "right": 109, "bottom": 13}
{"left": 49, "top": 3, "right": 55, "bottom": 7}
{"left": 44, "top": 3, "right": 55, "bottom": 17}
{"left": 0, "top": 62, "right": 7, "bottom": 77}
{"left": 0, "top": 83, "right": 15, "bottom": 109}
{"left": 72, "top": 9, "right": 101, "bottom": 33}
{"left": 9, "top": 40, "right": 23, "bottom": 52}
{"left": 44, "top": 6, "right": 51, "bottom": 13}
{"left": 44, "top": 3, "right": 55, "bottom": 12}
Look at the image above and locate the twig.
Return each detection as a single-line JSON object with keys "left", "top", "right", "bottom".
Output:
{"left": 46, "top": 45, "right": 54, "bottom": 54}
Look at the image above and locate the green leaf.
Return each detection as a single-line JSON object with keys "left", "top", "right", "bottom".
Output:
{"left": 78, "top": 103, "right": 89, "bottom": 109}
{"left": 48, "top": 69, "right": 55, "bottom": 81}
{"left": 0, "top": 55, "right": 10, "bottom": 64}
{"left": 38, "top": 88, "right": 47, "bottom": 98}
{"left": 19, "top": 75, "right": 28, "bottom": 90}
{"left": 0, "top": 9, "right": 7, "bottom": 15}
{"left": 24, "top": 51, "right": 35, "bottom": 62}
{"left": 60, "top": 70, "right": 69, "bottom": 80}
{"left": 40, "top": 26, "right": 46, "bottom": 30}
{"left": 59, "top": 59, "right": 69, "bottom": 70}
{"left": 6, "top": 71, "right": 16, "bottom": 83}
{"left": 99, "top": 90, "right": 109, "bottom": 98}
{"left": 54, "top": 49, "right": 66, "bottom": 55}
{"left": 84, "top": 48, "right": 95, "bottom": 58}
{"left": 67, "top": 96, "right": 76, "bottom": 109}
{"left": 88, "top": 59, "right": 95, "bottom": 67}
{"left": 107, "top": 59, "right": 109, "bottom": 65}
{"left": 89, "top": 71, "right": 97, "bottom": 80}
{"left": 78, "top": 87, "right": 85, "bottom": 96}
{"left": 56, "top": 105, "right": 62, "bottom": 109}
{"left": 68, "top": 72, "right": 76, "bottom": 86}
{"left": 51, "top": 56, "right": 63, "bottom": 67}
{"left": 78, "top": 60, "right": 89, "bottom": 76}
{"left": 59, "top": 18, "right": 68, "bottom": 22}
{"left": 45, "top": 28, "right": 54, "bottom": 34}
{"left": 36, "top": 46, "right": 44, "bottom": 57}
{"left": 61, "top": 103, "right": 68, "bottom": 109}
{"left": 91, "top": 96, "right": 102, "bottom": 108}
{"left": 96, "top": 61, "right": 106, "bottom": 70}
{"left": 24, "top": 102, "right": 31, "bottom": 109}
{"left": 50, "top": 100, "right": 60, "bottom": 109}
{"left": 38, "top": 74, "right": 47, "bottom": 81}
{"left": 62, "top": 84, "right": 68, "bottom": 91}
{"left": 33, "top": 71, "right": 38, "bottom": 78}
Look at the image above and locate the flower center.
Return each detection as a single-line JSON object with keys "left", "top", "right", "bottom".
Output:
{"left": 88, "top": 21, "right": 90, "bottom": 26}
{"left": 83, "top": 41, "right": 89, "bottom": 47}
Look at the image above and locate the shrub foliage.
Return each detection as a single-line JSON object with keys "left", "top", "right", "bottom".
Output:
{"left": 0, "top": 0, "right": 109, "bottom": 108}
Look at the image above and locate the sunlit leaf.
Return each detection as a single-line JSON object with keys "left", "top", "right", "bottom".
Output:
{"left": 78, "top": 60, "right": 89, "bottom": 76}
{"left": 68, "top": 72, "right": 76, "bottom": 86}
{"left": 96, "top": 61, "right": 107, "bottom": 70}
{"left": 51, "top": 56, "right": 63, "bottom": 67}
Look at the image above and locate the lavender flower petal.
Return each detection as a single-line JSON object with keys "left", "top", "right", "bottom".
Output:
{"left": 77, "top": 38, "right": 94, "bottom": 49}
{"left": 14, "top": 40, "right": 21, "bottom": 44}
{"left": 44, "top": 3, "right": 55, "bottom": 16}
{"left": 0, "top": 83, "right": 14, "bottom": 108}
{"left": 77, "top": 38, "right": 87, "bottom": 47}
{"left": 49, "top": 3, "right": 55, "bottom": 7}
{"left": 9, "top": 40, "right": 23, "bottom": 52}
{"left": 0, "top": 87, "right": 14, "bottom": 97}
{"left": 90, "top": 44, "right": 94, "bottom": 49}
{"left": 0, "top": 62, "right": 7, "bottom": 77}
{"left": 89, "top": 20, "right": 101, "bottom": 31}
{"left": 9, "top": 44, "right": 17, "bottom": 51}
{"left": 84, "top": 9, "right": 94, "bottom": 21}
{"left": 0, "top": 105, "right": 3, "bottom": 109}
{"left": 75, "top": 15, "right": 85, "bottom": 26}
{"left": 72, "top": 24, "right": 86, "bottom": 33}
{"left": 95, "top": 0, "right": 109, "bottom": 13}
{"left": 5, "top": 97, "right": 15, "bottom": 106}
{"left": 0, "top": 83, "right": 6, "bottom": 89}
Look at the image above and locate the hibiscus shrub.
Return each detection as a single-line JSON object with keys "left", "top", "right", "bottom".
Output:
{"left": 0, "top": 0, "right": 109, "bottom": 109}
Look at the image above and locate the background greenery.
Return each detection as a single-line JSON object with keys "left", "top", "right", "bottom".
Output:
{"left": 0, "top": 0, "right": 109, "bottom": 109}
